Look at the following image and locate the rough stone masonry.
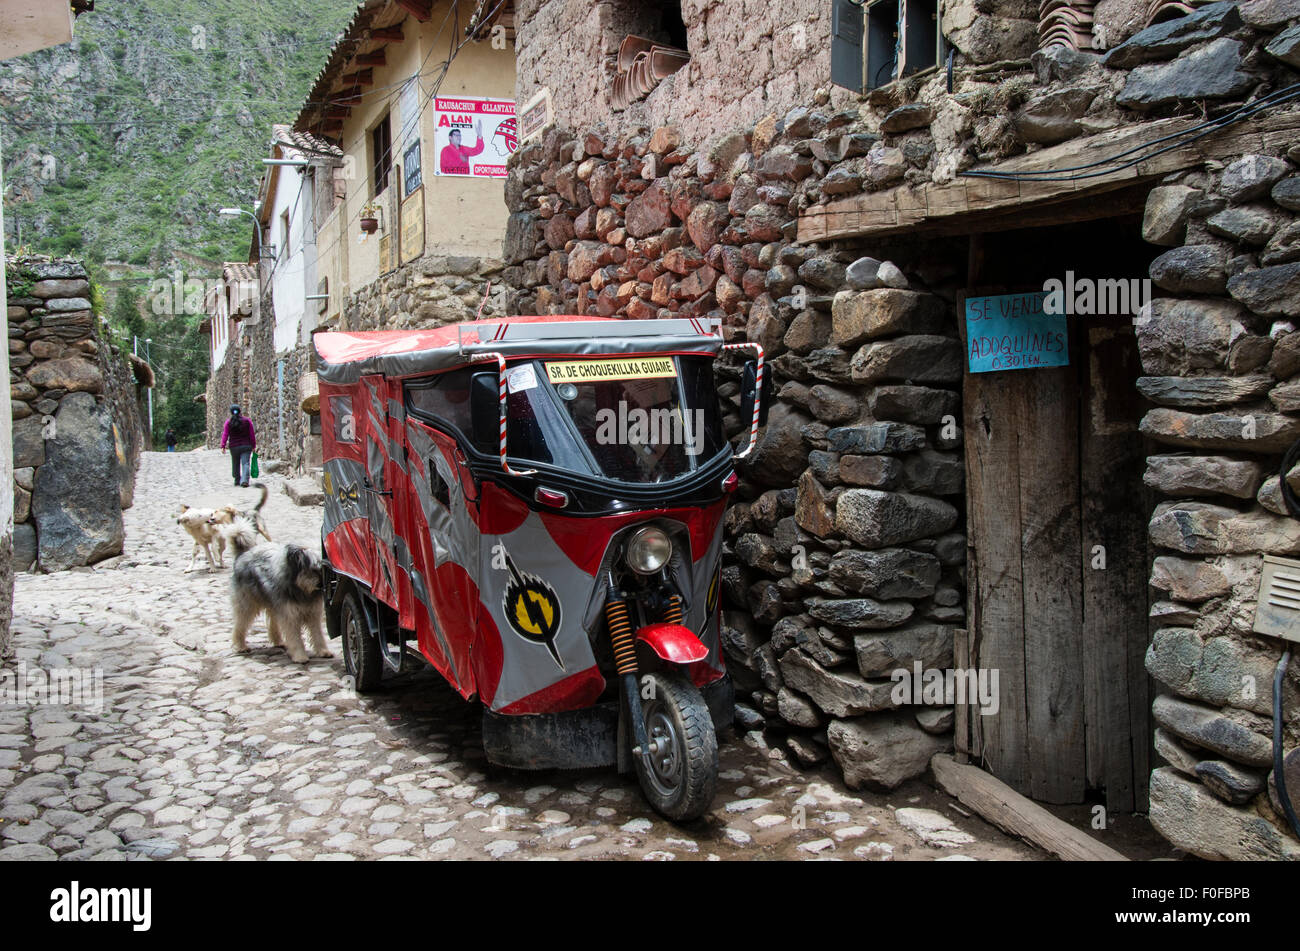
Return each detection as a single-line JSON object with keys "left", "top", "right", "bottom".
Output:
{"left": 8, "top": 255, "right": 144, "bottom": 575}
{"left": 503, "top": 0, "right": 1300, "bottom": 858}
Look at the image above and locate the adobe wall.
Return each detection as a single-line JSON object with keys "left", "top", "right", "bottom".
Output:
{"left": 515, "top": 0, "right": 854, "bottom": 143}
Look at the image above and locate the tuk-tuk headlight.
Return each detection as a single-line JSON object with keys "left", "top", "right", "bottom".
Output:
{"left": 626, "top": 526, "right": 672, "bottom": 575}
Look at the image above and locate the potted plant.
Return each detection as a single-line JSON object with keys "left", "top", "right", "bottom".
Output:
{"left": 360, "top": 202, "right": 380, "bottom": 235}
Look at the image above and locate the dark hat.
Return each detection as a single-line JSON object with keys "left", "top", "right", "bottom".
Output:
{"left": 230, "top": 404, "right": 241, "bottom": 415}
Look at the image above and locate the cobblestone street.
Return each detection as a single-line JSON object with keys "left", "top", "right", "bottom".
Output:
{"left": 1, "top": 450, "right": 1038, "bottom": 861}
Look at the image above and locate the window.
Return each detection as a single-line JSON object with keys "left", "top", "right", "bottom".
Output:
{"left": 832, "top": 0, "right": 945, "bottom": 93}
{"left": 280, "top": 209, "right": 291, "bottom": 260}
{"left": 406, "top": 369, "right": 474, "bottom": 437}
{"left": 867, "top": 0, "right": 900, "bottom": 90}
{"left": 371, "top": 113, "right": 392, "bottom": 196}
{"left": 611, "top": 1, "right": 689, "bottom": 109}
{"left": 656, "top": 0, "right": 687, "bottom": 48}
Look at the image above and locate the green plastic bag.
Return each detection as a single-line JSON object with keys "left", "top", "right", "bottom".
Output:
{"left": 250, "top": 451, "right": 259, "bottom": 479}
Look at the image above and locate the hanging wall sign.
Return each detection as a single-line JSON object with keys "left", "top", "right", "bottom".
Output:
{"left": 403, "top": 138, "right": 422, "bottom": 195}
{"left": 432, "top": 97, "right": 517, "bottom": 178}
{"left": 965, "top": 291, "right": 1069, "bottom": 373}
{"left": 401, "top": 186, "right": 425, "bottom": 264}
{"left": 519, "top": 87, "right": 552, "bottom": 143}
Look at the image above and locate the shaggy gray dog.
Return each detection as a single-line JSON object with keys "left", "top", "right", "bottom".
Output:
{"left": 222, "top": 516, "right": 331, "bottom": 663}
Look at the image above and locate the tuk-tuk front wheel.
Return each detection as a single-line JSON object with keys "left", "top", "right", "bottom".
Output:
{"left": 633, "top": 671, "right": 718, "bottom": 822}
{"left": 341, "top": 589, "right": 382, "bottom": 693}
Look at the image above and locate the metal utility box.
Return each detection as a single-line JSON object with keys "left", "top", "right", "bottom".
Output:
{"left": 1253, "top": 555, "right": 1300, "bottom": 644}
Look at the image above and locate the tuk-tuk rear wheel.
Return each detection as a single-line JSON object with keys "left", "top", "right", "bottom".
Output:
{"left": 633, "top": 671, "right": 718, "bottom": 822}
{"left": 341, "top": 589, "right": 382, "bottom": 693}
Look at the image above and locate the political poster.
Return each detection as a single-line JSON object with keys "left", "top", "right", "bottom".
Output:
{"left": 432, "top": 96, "right": 517, "bottom": 178}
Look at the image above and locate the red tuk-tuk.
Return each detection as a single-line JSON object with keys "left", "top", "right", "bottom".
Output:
{"left": 313, "top": 316, "right": 766, "bottom": 820}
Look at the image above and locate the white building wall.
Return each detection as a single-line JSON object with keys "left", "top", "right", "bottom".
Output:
{"left": 270, "top": 167, "right": 310, "bottom": 356}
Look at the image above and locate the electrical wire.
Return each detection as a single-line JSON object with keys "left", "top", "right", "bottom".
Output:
{"left": 14, "top": 2, "right": 506, "bottom": 297}
{"left": 3, "top": 23, "right": 482, "bottom": 132}
{"left": 960, "top": 83, "right": 1300, "bottom": 183}
{"left": 291, "top": 0, "right": 511, "bottom": 272}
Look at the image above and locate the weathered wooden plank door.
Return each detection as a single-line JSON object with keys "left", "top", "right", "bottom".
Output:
{"left": 965, "top": 352, "right": 1086, "bottom": 804}
{"left": 960, "top": 223, "right": 1152, "bottom": 810}
{"left": 963, "top": 310, "right": 1153, "bottom": 811}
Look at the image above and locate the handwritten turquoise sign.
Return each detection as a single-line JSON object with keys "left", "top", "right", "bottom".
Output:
{"left": 965, "top": 291, "right": 1069, "bottom": 373}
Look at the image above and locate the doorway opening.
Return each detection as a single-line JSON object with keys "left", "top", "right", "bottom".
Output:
{"left": 960, "top": 214, "right": 1159, "bottom": 811}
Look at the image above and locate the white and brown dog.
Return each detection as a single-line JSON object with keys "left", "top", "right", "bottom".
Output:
{"left": 220, "top": 482, "right": 272, "bottom": 543}
{"left": 177, "top": 504, "right": 238, "bottom": 572}
{"left": 220, "top": 516, "right": 331, "bottom": 663}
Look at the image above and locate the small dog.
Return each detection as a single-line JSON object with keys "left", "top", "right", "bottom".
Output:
{"left": 178, "top": 504, "right": 237, "bottom": 572}
{"left": 221, "top": 516, "right": 331, "bottom": 663}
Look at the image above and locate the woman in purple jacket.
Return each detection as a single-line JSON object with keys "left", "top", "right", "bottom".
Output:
{"left": 221, "top": 404, "right": 256, "bottom": 487}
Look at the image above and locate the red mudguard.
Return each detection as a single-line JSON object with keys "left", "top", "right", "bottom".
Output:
{"left": 636, "top": 623, "right": 709, "bottom": 665}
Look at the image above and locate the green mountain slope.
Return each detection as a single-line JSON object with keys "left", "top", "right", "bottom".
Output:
{"left": 1, "top": 0, "right": 356, "bottom": 267}
{"left": 0, "top": 1, "right": 358, "bottom": 450}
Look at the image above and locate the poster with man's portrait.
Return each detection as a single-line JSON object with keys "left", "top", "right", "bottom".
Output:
{"left": 432, "top": 96, "right": 517, "bottom": 179}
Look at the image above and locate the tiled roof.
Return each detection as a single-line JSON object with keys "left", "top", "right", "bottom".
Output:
{"left": 205, "top": 263, "right": 260, "bottom": 316}
{"left": 222, "top": 263, "right": 258, "bottom": 285}
{"left": 272, "top": 123, "right": 343, "bottom": 159}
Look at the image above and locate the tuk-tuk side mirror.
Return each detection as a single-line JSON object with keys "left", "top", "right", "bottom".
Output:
{"left": 739, "top": 359, "right": 772, "bottom": 429}
{"left": 469, "top": 371, "right": 500, "bottom": 455}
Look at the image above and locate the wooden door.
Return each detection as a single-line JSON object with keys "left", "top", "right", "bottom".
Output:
{"left": 965, "top": 353, "right": 1086, "bottom": 804}
{"left": 961, "top": 227, "right": 1153, "bottom": 811}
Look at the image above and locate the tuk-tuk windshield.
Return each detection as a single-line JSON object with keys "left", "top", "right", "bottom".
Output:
{"left": 506, "top": 354, "right": 727, "bottom": 484}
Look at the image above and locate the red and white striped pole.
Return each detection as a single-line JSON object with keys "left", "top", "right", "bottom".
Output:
{"left": 722, "top": 342, "right": 765, "bottom": 460}
{"left": 471, "top": 352, "right": 537, "bottom": 478}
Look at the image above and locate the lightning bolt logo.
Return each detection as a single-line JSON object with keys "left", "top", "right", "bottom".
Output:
{"left": 501, "top": 549, "right": 564, "bottom": 669}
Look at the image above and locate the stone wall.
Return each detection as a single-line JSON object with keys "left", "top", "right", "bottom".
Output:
{"left": 342, "top": 252, "right": 511, "bottom": 330}
{"left": 205, "top": 345, "right": 238, "bottom": 452}
{"left": 8, "top": 255, "right": 144, "bottom": 572}
{"left": 240, "top": 287, "right": 315, "bottom": 475}
{"left": 504, "top": 123, "right": 970, "bottom": 790}
{"left": 504, "top": 0, "right": 1300, "bottom": 857}
{"left": 1135, "top": 148, "right": 1300, "bottom": 860}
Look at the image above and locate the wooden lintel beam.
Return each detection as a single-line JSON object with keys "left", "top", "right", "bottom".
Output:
{"left": 357, "top": 49, "right": 386, "bottom": 66}
{"left": 396, "top": 0, "right": 433, "bottom": 21}
{"left": 797, "top": 108, "right": 1300, "bottom": 243}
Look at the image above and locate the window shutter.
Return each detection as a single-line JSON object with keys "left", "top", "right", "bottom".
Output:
{"left": 831, "top": 0, "right": 864, "bottom": 94}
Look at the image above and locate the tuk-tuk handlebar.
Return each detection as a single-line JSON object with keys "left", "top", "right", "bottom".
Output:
{"left": 721, "top": 342, "right": 765, "bottom": 461}
{"left": 471, "top": 351, "right": 539, "bottom": 479}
